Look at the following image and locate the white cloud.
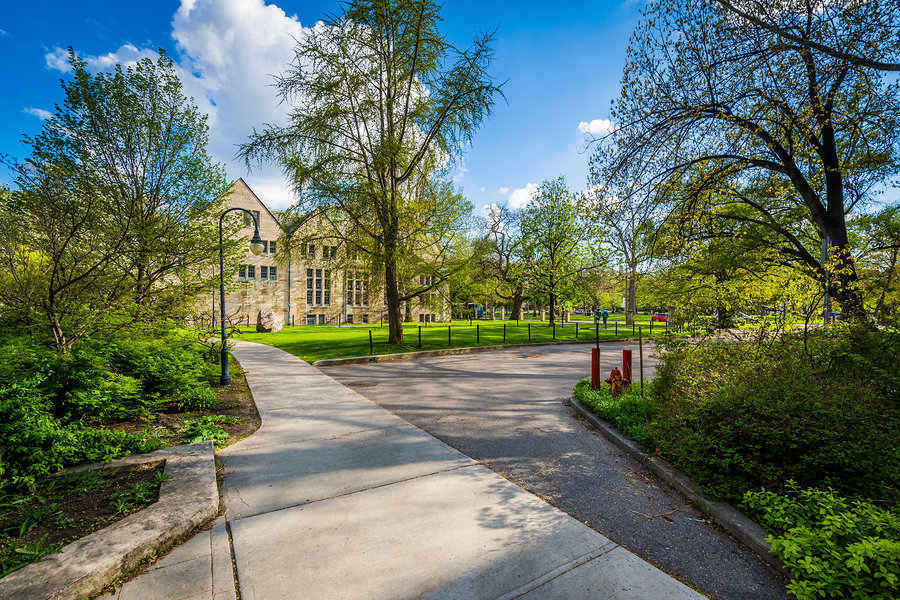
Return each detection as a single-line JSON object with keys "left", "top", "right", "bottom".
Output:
{"left": 43, "top": 0, "right": 313, "bottom": 210}
{"left": 498, "top": 186, "right": 510, "bottom": 195}
{"left": 508, "top": 182, "right": 538, "bottom": 209}
{"left": 577, "top": 118, "right": 615, "bottom": 136}
{"left": 479, "top": 186, "right": 486, "bottom": 193}
{"left": 480, "top": 202, "right": 500, "bottom": 220}
{"left": 23, "top": 107, "right": 53, "bottom": 120}
{"left": 45, "top": 44, "right": 158, "bottom": 73}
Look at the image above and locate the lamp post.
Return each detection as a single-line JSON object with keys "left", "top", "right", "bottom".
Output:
{"left": 219, "top": 208, "right": 265, "bottom": 385}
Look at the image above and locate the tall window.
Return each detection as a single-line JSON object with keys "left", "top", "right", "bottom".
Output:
{"left": 269, "top": 266, "right": 277, "bottom": 281}
{"left": 261, "top": 266, "right": 269, "bottom": 280}
{"left": 326, "top": 270, "right": 331, "bottom": 304}
{"left": 247, "top": 265, "right": 256, "bottom": 279}
{"left": 269, "top": 240, "right": 276, "bottom": 255}
{"left": 347, "top": 272, "right": 368, "bottom": 306}
{"left": 315, "top": 269, "right": 322, "bottom": 305}
{"left": 306, "top": 268, "right": 313, "bottom": 305}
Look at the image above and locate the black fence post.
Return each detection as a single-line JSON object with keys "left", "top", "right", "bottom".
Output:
{"left": 476, "top": 323, "right": 480, "bottom": 343}
{"left": 369, "top": 329, "right": 374, "bottom": 355}
{"left": 615, "top": 321, "right": 618, "bottom": 336}
{"left": 418, "top": 326, "right": 422, "bottom": 349}
{"left": 503, "top": 323, "right": 506, "bottom": 343}
{"left": 448, "top": 325, "right": 451, "bottom": 346}
{"left": 650, "top": 319, "right": 653, "bottom": 335}
{"left": 632, "top": 322, "right": 635, "bottom": 335}
{"left": 576, "top": 322, "right": 579, "bottom": 339}
{"left": 528, "top": 323, "right": 531, "bottom": 342}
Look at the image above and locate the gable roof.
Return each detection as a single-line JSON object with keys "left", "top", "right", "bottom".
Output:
{"left": 226, "top": 177, "right": 286, "bottom": 232}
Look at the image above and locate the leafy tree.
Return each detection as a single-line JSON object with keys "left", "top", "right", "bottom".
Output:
{"left": 518, "top": 177, "right": 600, "bottom": 326}
{"left": 585, "top": 179, "right": 658, "bottom": 325}
{"left": 241, "top": 0, "right": 502, "bottom": 343}
{"left": 601, "top": 0, "right": 900, "bottom": 321}
{"left": 0, "top": 51, "right": 230, "bottom": 351}
{"left": 713, "top": 0, "right": 900, "bottom": 72}
{"left": 476, "top": 203, "right": 527, "bottom": 319}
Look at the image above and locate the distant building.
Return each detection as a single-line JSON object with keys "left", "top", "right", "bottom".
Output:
{"left": 219, "top": 179, "right": 449, "bottom": 326}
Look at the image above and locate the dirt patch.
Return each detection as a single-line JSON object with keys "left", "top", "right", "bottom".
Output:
{"left": 0, "top": 463, "right": 165, "bottom": 578}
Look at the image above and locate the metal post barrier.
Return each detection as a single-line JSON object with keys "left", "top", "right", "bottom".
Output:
{"left": 590, "top": 348, "right": 601, "bottom": 390}
{"left": 615, "top": 321, "right": 618, "bottom": 336}
{"left": 418, "top": 326, "right": 422, "bottom": 349}
{"left": 632, "top": 322, "right": 635, "bottom": 335}
{"left": 528, "top": 323, "right": 531, "bottom": 342}
{"left": 448, "top": 326, "right": 451, "bottom": 346}
{"left": 650, "top": 319, "right": 653, "bottom": 335}
{"left": 638, "top": 327, "right": 644, "bottom": 396}
{"left": 503, "top": 323, "right": 506, "bottom": 343}
{"left": 623, "top": 349, "right": 633, "bottom": 385}
{"left": 576, "top": 322, "right": 579, "bottom": 339}
{"left": 476, "top": 324, "right": 480, "bottom": 343}
{"left": 369, "top": 329, "right": 374, "bottom": 355}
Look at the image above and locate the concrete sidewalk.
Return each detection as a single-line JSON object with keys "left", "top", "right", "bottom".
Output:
{"left": 215, "top": 341, "right": 705, "bottom": 600}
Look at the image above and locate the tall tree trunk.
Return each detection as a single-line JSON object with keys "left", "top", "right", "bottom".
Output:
{"left": 625, "top": 272, "right": 637, "bottom": 325}
{"left": 714, "top": 272, "right": 734, "bottom": 329}
{"left": 549, "top": 292, "right": 556, "bottom": 327}
{"left": 512, "top": 288, "right": 524, "bottom": 320}
{"left": 384, "top": 231, "right": 403, "bottom": 344}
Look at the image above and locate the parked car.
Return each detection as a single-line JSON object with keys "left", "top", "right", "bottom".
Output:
{"left": 651, "top": 312, "right": 668, "bottom": 322}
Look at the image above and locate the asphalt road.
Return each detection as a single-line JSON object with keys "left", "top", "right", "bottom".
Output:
{"left": 322, "top": 342, "right": 788, "bottom": 600}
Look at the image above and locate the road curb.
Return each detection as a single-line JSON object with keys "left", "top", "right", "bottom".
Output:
{"left": 312, "top": 338, "right": 640, "bottom": 367}
{"left": 568, "top": 397, "right": 789, "bottom": 577}
{"left": 0, "top": 442, "right": 219, "bottom": 600}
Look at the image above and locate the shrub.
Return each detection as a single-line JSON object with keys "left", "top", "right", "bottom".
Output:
{"left": 180, "top": 415, "right": 240, "bottom": 448}
{"left": 176, "top": 386, "right": 218, "bottom": 412}
{"left": 648, "top": 327, "right": 899, "bottom": 502}
{"left": 0, "top": 334, "right": 217, "bottom": 490}
{"left": 573, "top": 379, "right": 657, "bottom": 448}
{"left": 742, "top": 482, "right": 900, "bottom": 600}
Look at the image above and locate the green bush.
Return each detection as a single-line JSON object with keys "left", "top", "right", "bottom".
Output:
{"left": 0, "top": 334, "right": 218, "bottom": 490}
{"left": 648, "top": 327, "right": 899, "bottom": 502}
{"left": 180, "top": 415, "right": 240, "bottom": 448}
{"left": 176, "top": 386, "right": 218, "bottom": 412}
{"left": 573, "top": 379, "right": 657, "bottom": 447}
{"left": 742, "top": 482, "right": 899, "bottom": 600}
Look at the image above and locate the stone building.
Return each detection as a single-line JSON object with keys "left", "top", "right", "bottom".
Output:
{"left": 218, "top": 179, "right": 449, "bottom": 327}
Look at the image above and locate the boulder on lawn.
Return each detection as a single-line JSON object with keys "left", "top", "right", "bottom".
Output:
{"left": 256, "top": 309, "right": 283, "bottom": 333}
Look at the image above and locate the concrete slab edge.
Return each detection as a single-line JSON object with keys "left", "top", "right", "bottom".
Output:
{"left": 569, "top": 397, "right": 789, "bottom": 577}
{"left": 312, "top": 338, "right": 637, "bottom": 367}
{"left": 0, "top": 442, "right": 220, "bottom": 600}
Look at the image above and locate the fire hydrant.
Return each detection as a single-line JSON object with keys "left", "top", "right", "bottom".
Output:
{"left": 605, "top": 367, "right": 625, "bottom": 397}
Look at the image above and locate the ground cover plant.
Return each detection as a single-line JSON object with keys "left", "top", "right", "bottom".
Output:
{"left": 236, "top": 318, "right": 677, "bottom": 363}
{"left": 573, "top": 324, "right": 900, "bottom": 599}
{"left": 0, "top": 463, "right": 168, "bottom": 577}
{"left": 0, "top": 332, "right": 258, "bottom": 492}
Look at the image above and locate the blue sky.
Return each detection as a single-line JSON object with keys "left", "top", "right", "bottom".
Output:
{"left": 0, "top": 0, "right": 639, "bottom": 212}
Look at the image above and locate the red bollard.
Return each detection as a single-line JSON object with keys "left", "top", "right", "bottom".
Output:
{"left": 591, "top": 348, "right": 601, "bottom": 390}
{"left": 622, "top": 349, "right": 633, "bottom": 384}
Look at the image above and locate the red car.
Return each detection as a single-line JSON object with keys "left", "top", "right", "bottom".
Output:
{"left": 651, "top": 312, "right": 668, "bottom": 322}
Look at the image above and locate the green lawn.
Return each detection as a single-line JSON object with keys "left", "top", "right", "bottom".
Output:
{"left": 235, "top": 318, "right": 673, "bottom": 363}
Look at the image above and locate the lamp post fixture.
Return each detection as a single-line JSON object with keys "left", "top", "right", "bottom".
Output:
{"left": 219, "top": 208, "right": 265, "bottom": 385}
